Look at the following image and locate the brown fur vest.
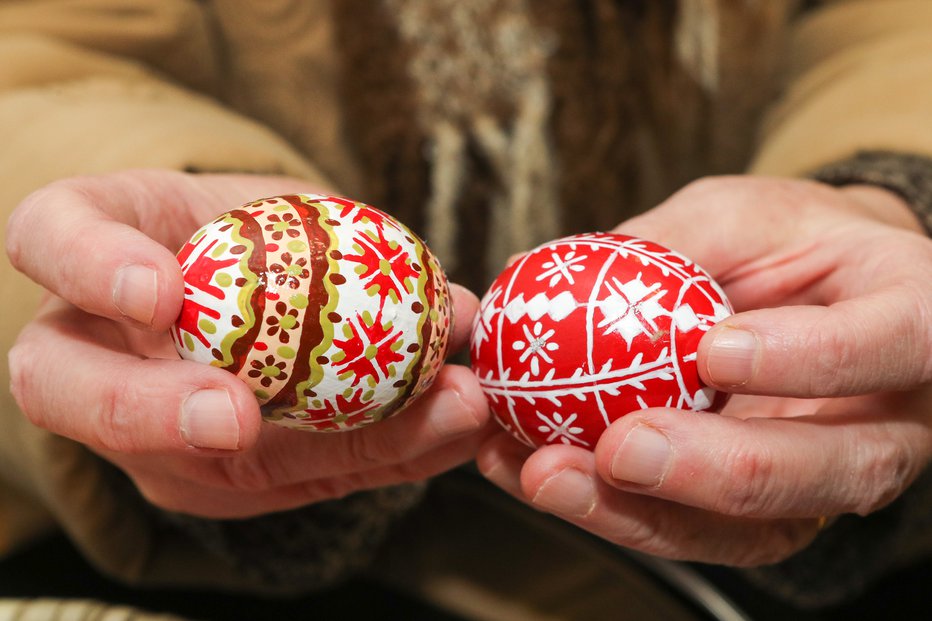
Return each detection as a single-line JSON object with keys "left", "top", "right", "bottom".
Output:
{"left": 329, "top": 0, "right": 801, "bottom": 289}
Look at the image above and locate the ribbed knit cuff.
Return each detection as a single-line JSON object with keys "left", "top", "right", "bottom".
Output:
{"left": 156, "top": 482, "right": 427, "bottom": 594}
{"left": 809, "top": 150, "right": 932, "bottom": 236}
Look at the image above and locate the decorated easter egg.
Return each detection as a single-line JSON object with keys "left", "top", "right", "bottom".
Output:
{"left": 470, "top": 232, "right": 732, "bottom": 449}
{"left": 171, "top": 194, "right": 452, "bottom": 431}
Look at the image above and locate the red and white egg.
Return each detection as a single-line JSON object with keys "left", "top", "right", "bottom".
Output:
{"left": 171, "top": 194, "right": 452, "bottom": 431}
{"left": 470, "top": 232, "right": 732, "bottom": 449}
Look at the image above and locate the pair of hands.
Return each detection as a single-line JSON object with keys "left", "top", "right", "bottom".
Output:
{"left": 7, "top": 170, "right": 932, "bottom": 565}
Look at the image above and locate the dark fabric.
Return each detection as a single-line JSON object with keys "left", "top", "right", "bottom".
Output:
{"left": 740, "top": 466, "right": 932, "bottom": 609}
{"left": 810, "top": 150, "right": 932, "bottom": 236}
{"left": 157, "top": 483, "right": 425, "bottom": 593}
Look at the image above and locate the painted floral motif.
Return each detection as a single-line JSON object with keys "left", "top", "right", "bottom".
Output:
{"left": 536, "top": 411, "right": 587, "bottom": 446}
{"left": 269, "top": 252, "right": 310, "bottom": 289}
{"left": 471, "top": 233, "right": 732, "bottom": 449}
{"left": 332, "top": 309, "right": 405, "bottom": 387}
{"left": 172, "top": 194, "right": 452, "bottom": 432}
{"left": 512, "top": 321, "right": 558, "bottom": 376}
{"left": 537, "top": 249, "right": 587, "bottom": 287}
{"left": 249, "top": 355, "right": 287, "bottom": 388}
{"left": 343, "top": 228, "right": 420, "bottom": 304}
{"left": 264, "top": 212, "right": 302, "bottom": 241}
{"left": 265, "top": 302, "right": 301, "bottom": 343}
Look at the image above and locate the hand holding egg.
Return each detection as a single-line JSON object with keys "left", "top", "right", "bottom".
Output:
{"left": 7, "top": 171, "right": 488, "bottom": 518}
{"left": 477, "top": 177, "right": 932, "bottom": 567}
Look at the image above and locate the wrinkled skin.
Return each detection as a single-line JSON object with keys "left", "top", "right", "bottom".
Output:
{"left": 477, "top": 176, "right": 932, "bottom": 566}
{"left": 6, "top": 170, "right": 492, "bottom": 518}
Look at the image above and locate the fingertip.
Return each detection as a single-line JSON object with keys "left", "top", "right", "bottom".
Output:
{"left": 519, "top": 444, "right": 587, "bottom": 484}
{"left": 698, "top": 323, "right": 760, "bottom": 389}
{"left": 178, "top": 376, "right": 262, "bottom": 452}
{"left": 449, "top": 282, "right": 480, "bottom": 306}
{"left": 7, "top": 180, "right": 185, "bottom": 331}
{"left": 113, "top": 249, "right": 184, "bottom": 331}
{"left": 448, "top": 283, "right": 480, "bottom": 351}
{"left": 431, "top": 364, "right": 488, "bottom": 420}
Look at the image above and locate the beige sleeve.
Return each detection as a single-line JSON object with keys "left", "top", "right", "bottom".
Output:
{"left": 0, "top": 3, "right": 329, "bottom": 585}
{"left": 750, "top": 0, "right": 932, "bottom": 176}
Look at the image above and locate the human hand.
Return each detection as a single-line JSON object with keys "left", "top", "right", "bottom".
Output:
{"left": 7, "top": 170, "right": 490, "bottom": 518}
{"left": 477, "top": 175, "right": 932, "bottom": 566}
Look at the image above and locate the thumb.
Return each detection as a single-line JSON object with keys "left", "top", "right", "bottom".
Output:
{"left": 699, "top": 290, "right": 932, "bottom": 397}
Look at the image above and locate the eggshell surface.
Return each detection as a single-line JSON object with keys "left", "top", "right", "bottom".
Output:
{"left": 171, "top": 194, "right": 452, "bottom": 431}
{"left": 470, "top": 232, "right": 732, "bottom": 449}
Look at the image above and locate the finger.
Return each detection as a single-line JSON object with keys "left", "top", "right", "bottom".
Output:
{"left": 449, "top": 283, "right": 480, "bottom": 352}
{"left": 5, "top": 171, "right": 331, "bottom": 330}
{"left": 699, "top": 286, "right": 932, "bottom": 395}
{"left": 594, "top": 403, "right": 932, "bottom": 520}
{"left": 475, "top": 430, "right": 536, "bottom": 498}
{"left": 6, "top": 175, "right": 186, "bottom": 329}
{"left": 209, "top": 364, "right": 490, "bottom": 491}
{"left": 125, "top": 427, "right": 493, "bottom": 519}
{"left": 612, "top": 176, "right": 842, "bottom": 282}
{"left": 9, "top": 300, "right": 262, "bottom": 454}
{"left": 479, "top": 436, "right": 818, "bottom": 566}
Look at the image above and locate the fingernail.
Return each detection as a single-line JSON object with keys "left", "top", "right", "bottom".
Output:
{"left": 705, "top": 327, "right": 759, "bottom": 387}
{"left": 429, "top": 389, "right": 482, "bottom": 437}
{"left": 181, "top": 389, "right": 240, "bottom": 450}
{"left": 532, "top": 468, "right": 596, "bottom": 517}
{"left": 113, "top": 264, "right": 158, "bottom": 325}
{"left": 611, "top": 425, "right": 672, "bottom": 487}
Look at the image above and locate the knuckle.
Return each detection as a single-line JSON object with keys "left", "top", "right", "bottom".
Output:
{"left": 804, "top": 321, "right": 855, "bottom": 397}
{"left": 5, "top": 188, "right": 49, "bottom": 270}
{"left": 901, "top": 281, "right": 932, "bottom": 385}
{"left": 678, "top": 176, "right": 728, "bottom": 198}
{"left": 714, "top": 444, "right": 777, "bottom": 517}
{"left": 91, "top": 374, "right": 140, "bottom": 453}
{"left": 851, "top": 435, "right": 914, "bottom": 515}
{"left": 618, "top": 511, "right": 664, "bottom": 553}
{"left": 7, "top": 343, "right": 41, "bottom": 423}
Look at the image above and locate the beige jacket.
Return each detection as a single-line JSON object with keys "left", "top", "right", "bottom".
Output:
{"left": 2, "top": 0, "right": 932, "bottom": 592}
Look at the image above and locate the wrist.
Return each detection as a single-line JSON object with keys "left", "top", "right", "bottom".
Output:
{"left": 838, "top": 184, "right": 926, "bottom": 234}
{"left": 807, "top": 150, "right": 932, "bottom": 237}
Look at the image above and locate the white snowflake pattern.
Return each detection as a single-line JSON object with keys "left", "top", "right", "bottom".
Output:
{"left": 535, "top": 411, "right": 589, "bottom": 446}
{"left": 471, "top": 286, "right": 502, "bottom": 352}
{"left": 536, "top": 250, "right": 587, "bottom": 287}
{"left": 512, "top": 321, "right": 559, "bottom": 376}
{"left": 596, "top": 274, "right": 668, "bottom": 349}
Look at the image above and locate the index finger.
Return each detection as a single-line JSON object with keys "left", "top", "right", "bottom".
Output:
{"left": 5, "top": 174, "right": 186, "bottom": 330}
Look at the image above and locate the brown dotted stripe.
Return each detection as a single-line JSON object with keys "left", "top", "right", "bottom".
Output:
{"left": 224, "top": 209, "right": 267, "bottom": 376}
{"left": 268, "top": 196, "right": 332, "bottom": 410}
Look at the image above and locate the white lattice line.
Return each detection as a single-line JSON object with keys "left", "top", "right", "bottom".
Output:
{"left": 557, "top": 235, "right": 725, "bottom": 311}
{"left": 478, "top": 352, "right": 680, "bottom": 395}
{"left": 479, "top": 363, "right": 680, "bottom": 406}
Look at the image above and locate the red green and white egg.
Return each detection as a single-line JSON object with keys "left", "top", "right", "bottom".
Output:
{"left": 171, "top": 194, "right": 452, "bottom": 432}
